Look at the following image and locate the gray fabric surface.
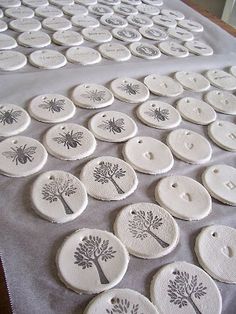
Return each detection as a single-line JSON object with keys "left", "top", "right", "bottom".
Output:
{"left": 0, "top": 1, "right": 236, "bottom": 314}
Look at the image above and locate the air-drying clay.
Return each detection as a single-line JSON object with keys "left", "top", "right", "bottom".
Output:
{"left": 98, "top": 43, "right": 131, "bottom": 62}
{"left": 208, "top": 120, "right": 236, "bottom": 152}
{"left": 66, "top": 47, "right": 102, "bottom": 65}
{"left": 204, "top": 90, "right": 236, "bottom": 115}
{"left": 205, "top": 69, "right": 236, "bottom": 91}
{"left": 129, "top": 42, "right": 161, "bottom": 60}
{"left": 175, "top": 71, "right": 210, "bottom": 92}
{"left": 159, "top": 41, "right": 189, "bottom": 58}
{"left": 144, "top": 74, "right": 183, "bottom": 97}
{"left": 29, "top": 49, "right": 67, "bottom": 69}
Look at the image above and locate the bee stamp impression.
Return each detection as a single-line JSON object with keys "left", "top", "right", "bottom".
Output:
{"left": 114, "top": 203, "right": 179, "bottom": 259}
{"left": 31, "top": 170, "right": 88, "bottom": 223}
{"left": 80, "top": 156, "right": 138, "bottom": 201}
{"left": 208, "top": 120, "right": 236, "bottom": 152}
{"left": 56, "top": 229, "right": 129, "bottom": 294}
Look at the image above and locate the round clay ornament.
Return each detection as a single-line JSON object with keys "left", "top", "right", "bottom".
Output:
{"left": 52, "top": 30, "right": 83, "bottom": 46}
{"left": 80, "top": 156, "right": 138, "bottom": 201}
{"left": 114, "top": 203, "right": 179, "bottom": 259}
{"left": 0, "top": 51, "right": 27, "bottom": 71}
{"left": 155, "top": 175, "right": 212, "bottom": 221}
{"left": 208, "top": 120, "right": 236, "bottom": 152}
{"left": 71, "top": 15, "right": 100, "bottom": 28}
{"left": 230, "top": 65, "right": 236, "bottom": 77}
{"left": 176, "top": 97, "right": 216, "bottom": 125}
{"left": 123, "top": 136, "right": 174, "bottom": 174}
{"left": 142, "top": 0, "right": 163, "bottom": 5}
{"left": 84, "top": 289, "right": 158, "bottom": 314}
{"left": 43, "top": 123, "right": 96, "bottom": 160}
{"left": 9, "top": 18, "right": 41, "bottom": 32}
{"left": 78, "top": 0, "right": 96, "bottom": 4}
{"left": 98, "top": 43, "right": 131, "bottom": 61}
{"left": 28, "top": 94, "right": 76, "bottom": 123}
{"left": 158, "top": 41, "right": 189, "bottom": 58}
{"left": 42, "top": 17, "right": 72, "bottom": 31}
{"left": 129, "top": 42, "right": 161, "bottom": 59}
{"left": 17, "top": 31, "right": 51, "bottom": 48}
{"left": 50, "top": 0, "right": 73, "bottom": 5}
{"left": 144, "top": 74, "right": 183, "bottom": 97}
{"left": 0, "top": 34, "right": 17, "bottom": 50}
{"left": 112, "top": 27, "right": 142, "bottom": 43}
{"left": 88, "top": 4, "right": 113, "bottom": 15}
{"left": 5, "top": 6, "right": 34, "bottom": 18}
{"left": 66, "top": 46, "right": 101, "bottom": 65}
{"left": 98, "top": 0, "right": 120, "bottom": 5}
{"left": 151, "top": 262, "right": 222, "bottom": 314}
{"left": 178, "top": 19, "right": 204, "bottom": 32}
{"left": 137, "top": 100, "right": 181, "bottom": 130}
{"left": 204, "top": 90, "right": 236, "bottom": 115}
{"left": 62, "top": 4, "right": 88, "bottom": 16}
{"left": 122, "top": 0, "right": 141, "bottom": 5}
{"left": 56, "top": 229, "right": 129, "bottom": 294}
{"left": 205, "top": 69, "right": 236, "bottom": 91}
{"left": 195, "top": 225, "right": 236, "bottom": 284}
{"left": 82, "top": 27, "right": 112, "bottom": 43}
{"left": 152, "top": 14, "right": 177, "bottom": 28}
{"left": 0, "top": 136, "right": 47, "bottom": 177}
{"left": 168, "top": 27, "right": 194, "bottom": 41}
{"left": 0, "top": 8, "right": 2, "bottom": 17}
{"left": 127, "top": 14, "right": 153, "bottom": 27}
{"left": 29, "top": 49, "right": 67, "bottom": 69}
{"left": 0, "top": 20, "right": 7, "bottom": 32}
{"left": 175, "top": 71, "right": 210, "bottom": 92}
{"left": 22, "top": 0, "right": 48, "bottom": 7}
{"left": 137, "top": 4, "right": 160, "bottom": 15}
{"left": 35, "top": 5, "right": 63, "bottom": 18}
{"left": 113, "top": 4, "right": 138, "bottom": 16}
{"left": 110, "top": 77, "right": 149, "bottom": 103}
{"left": 161, "top": 9, "right": 185, "bottom": 20}
{"left": 167, "top": 129, "right": 212, "bottom": 164}
{"left": 31, "top": 170, "right": 88, "bottom": 223}
{"left": 0, "top": 0, "right": 20, "bottom": 8}
{"left": 139, "top": 26, "right": 168, "bottom": 41}
{"left": 100, "top": 14, "right": 128, "bottom": 28}
{"left": 185, "top": 40, "right": 213, "bottom": 56}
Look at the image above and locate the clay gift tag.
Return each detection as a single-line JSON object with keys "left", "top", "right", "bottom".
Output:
{"left": 29, "top": 49, "right": 67, "bottom": 69}
{"left": 9, "top": 18, "right": 41, "bottom": 32}
{"left": 0, "top": 34, "right": 17, "bottom": 50}
{"left": 17, "top": 31, "right": 51, "bottom": 48}
{"left": 158, "top": 41, "right": 189, "bottom": 58}
{"left": 112, "top": 27, "right": 142, "bottom": 42}
{"left": 88, "top": 4, "right": 114, "bottom": 15}
{"left": 71, "top": 15, "right": 100, "bottom": 28}
{"left": 152, "top": 14, "right": 177, "bottom": 28}
{"left": 62, "top": 4, "right": 88, "bottom": 16}
{"left": 82, "top": 27, "right": 112, "bottom": 43}
{"left": 0, "top": 51, "right": 27, "bottom": 71}
{"left": 139, "top": 26, "right": 168, "bottom": 41}
{"left": 56, "top": 229, "right": 129, "bottom": 293}
{"left": 99, "top": 43, "right": 131, "bottom": 62}
{"left": 52, "top": 30, "right": 84, "bottom": 46}
{"left": 0, "top": 20, "right": 7, "bottom": 32}
{"left": 5, "top": 6, "right": 34, "bottom": 18}
{"left": 31, "top": 170, "right": 88, "bottom": 223}
{"left": 66, "top": 46, "right": 101, "bottom": 65}
{"left": 80, "top": 156, "right": 138, "bottom": 201}
{"left": 0, "top": 0, "right": 20, "bottom": 8}
{"left": 204, "top": 90, "right": 236, "bottom": 115}
{"left": 208, "top": 120, "right": 236, "bottom": 152}
{"left": 144, "top": 74, "right": 183, "bottom": 97}
{"left": 178, "top": 19, "right": 204, "bottom": 32}
{"left": 161, "top": 9, "right": 185, "bottom": 20}
{"left": 127, "top": 14, "right": 153, "bottom": 27}
{"left": 35, "top": 5, "right": 63, "bottom": 18}
{"left": 175, "top": 71, "right": 210, "bottom": 92}
{"left": 137, "top": 4, "right": 160, "bottom": 15}
{"left": 22, "top": 0, "right": 48, "bottom": 7}
{"left": 129, "top": 42, "right": 161, "bottom": 59}
{"left": 113, "top": 4, "right": 138, "bottom": 16}
{"left": 185, "top": 40, "right": 213, "bottom": 56}
{"left": 168, "top": 27, "right": 194, "bottom": 41}
{"left": 143, "top": 0, "right": 163, "bottom": 5}
{"left": 205, "top": 69, "right": 236, "bottom": 91}
{"left": 100, "top": 14, "right": 128, "bottom": 28}
{"left": 42, "top": 17, "right": 72, "bottom": 31}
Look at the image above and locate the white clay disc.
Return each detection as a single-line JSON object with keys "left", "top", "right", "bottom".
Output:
{"left": 29, "top": 49, "right": 67, "bottom": 69}
{"left": 122, "top": 0, "right": 141, "bottom": 5}
{"left": 150, "top": 262, "right": 222, "bottom": 314}
{"left": 0, "top": 136, "right": 47, "bottom": 177}
{"left": 155, "top": 175, "right": 212, "bottom": 220}
{"left": 152, "top": 14, "right": 177, "bottom": 28}
{"left": 72, "top": 83, "right": 114, "bottom": 109}
{"left": 62, "top": 4, "right": 88, "bottom": 16}
{"left": 112, "top": 27, "right": 141, "bottom": 42}
{"left": 100, "top": 13, "right": 128, "bottom": 28}
{"left": 88, "top": 4, "right": 114, "bottom": 15}
{"left": 144, "top": 74, "right": 183, "bottom": 97}
{"left": 129, "top": 42, "right": 161, "bottom": 59}
{"left": 88, "top": 110, "right": 137, "bottom": 142}
{"left": 80, "top": 156, "right": 138, "bottom": 201}
{"left": 127, "top": 14, "right": 153, "bottom": 27}
{"left": 161, "top": 9, "right": 185, "bottom": 20}
{"left": 22, "top": 0, "right": 48, "bottom": 7}
{"left": 114, "top": 203, "right": 179, "bottom": 259}
{"left": 185, "top": 40, "right": 213, "bottom": 56}
{"left": 0, "top": 34, "right": 17, "bottom": 50}
{"left": 50, "top": 0, "right": 73, "bottom": 5}
{"left": 230, "top": 65, "right": 236, "bottom": 77}
{"left": 168, "top": 27, "right": 194, "bottom": 41}
{"left": 195, "top": 225, "right": 236, "bottom": 284}
{"left": 71, "top": 14, "right": 100, "bottom": 28}
{"left": 35, "top": 6, "right": 63, "bottom": 18}
{"left": 0, "top": 51, "right": 27, "bottom": 71}
{"left": 137, "top": 4, "right": 160, "bottom": 15}
{"left": 0, "top": 0, "right": 20, "bottom": 8}
{"left": 9, "top": 18, "right": 41, "bottom": 32}
{"left": 57, "top": 229, "right": 129, "bottom": 294}
{"left": 0, "top": 20, "right": 7, "bottom": 32}
{"left": 110, "top": 77, "right": 149, "bottom": 103}
{"left": 205, "top": 69, "right": 236, "bottom": 91}
{"left": 66, "top": 46, "right": 101, "bottom": 65}
{"left": 158, "top": 41, "right": 189, "bottom": 58}
{"left": 175, "top": 71, "right": 210, "bottom": 92}
{"left": 77, "top": 0, "right": 97, "bottom": 4}
{"left": 28, "top": 94, "right": 76, "bottom": 123}
{"left": 137, "top": 100, "right": 181, "bottom": 130}
{"left": 52, "top": 30, "right": 84, "bottom": 46}
{"left": 178, "top": 19, "right": 204, "bottom": 32}
{"left": 123, "top": 136, "right": 174, "bottom": 174}
{"left": 84, "top": 288, "right": 158, "bottom": 314}
{"left": 0, "top": 8, "right": 3, "bottom": 17}
{"left": 98, "top": 42, "right": 131, "bottom": 61}
{"left": 176, "top": 97, "right": 216, "bottom": 125}
{"left": 5, "top": 6, "right": 34, "bottom": 18}
{"left": 113, "top": 4, "right": 138, "bottom": 16}
{"left": 43, "top": 123, "right": 96, "bottom": 160}
{"left": 98, "top": 0, "right": 120, "bottom": 5}
{"left": 42, "top": 17, "right": 72, "bottom": 31}
{"left": 167, "top": 128, "right": 212, "bottom": 164}
{"left": 17, "top": 31, "right": 51, "bottom": 48}
{"left": 31, "top": 170, "right": 88, "bottom": 223}
{"left": 204, "top": 90, "right": 236, "bottom": 115}
{"left": 142, "top": 0, "right": 163, "bottom": 5}
{"left": 82, "top": 27, "right": 112, "bottom": 43}
{"left": 208, "top": 120, "right": 236, "bottom": 152}
{"left": 139, "top": 26, "right": 168, "bottom": 41}
{"left": 0, "top": 104, "right": 31, "bottom": 137}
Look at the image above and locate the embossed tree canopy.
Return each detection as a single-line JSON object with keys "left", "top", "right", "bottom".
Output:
{"left": 42, "top": 176, "right": 77, "bottom": 215}
{"left": 168, "top": 270, "right": 207, "bottom": 314}
{"left": 74, "top": 235, "right": 116, "bottom": 284}
{"left": 128, "top": 210, "right": 169, "bottom": 248}
{"left": 106, "top": 298, "right": 141, "bottom": 314}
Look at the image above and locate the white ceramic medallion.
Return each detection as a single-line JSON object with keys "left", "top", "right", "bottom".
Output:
{"left": 29, "top": 49, "right": 67, "bottom": 69}
{"left": 195, "top": 225, "right": 236, "bottom": 284}
{"left": 84, "top": 288, "right": 158, "bottom": 314}
{"left": 175, "top": 71, "right": 210, "bottom": 92}
{"left": 62, "top": 4, "right": 88, "bottom": 16}
{"left": 122, "top": 0, "right": 141, "bottom": 5}
{"left": 72, "top": 83, "right": 114, "bottom": 109}
{"left": 42, "top": 17, "right": 72, "bottom": 31}
{"left": 161, "top": 9, "right": 185, "bottom": 20}
{"left": 35, "top": 5, "right": 63, "bottom": 18}
{"left": 230, "top": 65, "right": 236, "bottom": 77}
{"left": 17, "top": 31, "right": 51, "bottom": 48}
{"left": 22, "top": 0, "right": 49, "bottom": 7}
{"left": 114, "top": 203, "right": 179, "bottom": 259}
{"left": 167, "top": 129, "right": 212, "bottom": 164}
{"left": 66, "top": 46, "right": 101, "bottom": 65}
{"left": 112, "top": 27, "right": 142, "bottom": 42}
{"left": 137, "top": 100, "right": 181, "bottom": 130}
{"left": 178, "top": 19, "right": 204, "bottom": 32}
{"left": 100, "top": 14, "right": 128, "bottom": 28}
{"left": 71, "top": 15, "right": 100, "bottom": 28}
{"left": 142, "top": 0, "right": 163, "bottom": 5}
{"left": 155, "top": 175, "right": 212, "bottom": 221}
{"left": 0, "top": 104, "right": 31, "bottom": 137}
{"left": 52, "top": 30, "right": 83, "bottom": 46}
{"left": 31, "top": 170, "right": 88, "bottom": 223}
{"left": 56, "top": 229, "right": 129, "bottom": 294}
{"left": 5, "top": 6, "right": 34, "bottom": 18}
{"left": 150, "top": 262, "right": 222, "bottom": 314}
{"left": 98, "top": 0, "right": 120, "bottom": 5}
{"left": 158, "top": 41, "right": 189, "bottom": 58}
{"left": 0, "top": 136, "right": 47, "bottom": 177}
{"left": 88, "top": 4, "right": 114, "bottom": 15}
{"left": 208, "top": 120, "right": 236, "bottom": 152}
{"left": 168, "top": 27, "right": 194, "bottom": 41}
{"left": 176, "top": 97, "right": 216, "bottom": 125}
{"left": 123, "top": 136, "right": 174, "bottom": 174}
{"left": 82, "top": 27, "right": 112, "bottom": 43}
{"left": 43, "top": 123, "right": 96, "bottom": 160}
{"left": 144, "top": 74, "right": 183, "bottom": 97}
{"left": 88, "top": 110, "right": 137, "bottom": 142}
{"left": 0, "top": 8, "right": 3, "bottom": 17}
{"left": 98, "top": 43, "right": 131, "bottom": 61}
{"left": 77, "top": 0, "right": 97, "bottom": 5}
{"left": 28, "top": 94, "right": 76, "bottom": 123}
{"left": 50, "top": 0, "right": 73, "bottom": 5}
{"left": 129, "top": 42, "right": 161, "bottom": 59}
{"left": 0, "top": 51, "right": 27, "bottom": 71}
{"left": 139, "top": 26, "right": 168, "bottom": 41}
{"left": 127, "top": 14, "right": 153, "bottom": 27}
{"left": 204, "top": 90, "right": 236, "bottom": 115}
{"left": 0, "top": 20, "right": 7, "bottom": 32}
{"left": 137, "top": 3, "right": 160, "bottom": 15}
{"left": 113, "top": 4, "right": 138, "bottom": 16}
{"left": 0, "top": 0, "right": 21, "bottom": 8}
{"left": 9, "top": 18, "right": 41, "bottom": 32}
{"left": 152, "top": 15, "right": 177, "bottom": 28}
{"left": 185, "top": 40, "right": 214, "bottom": 56}
{"left": 80, "top": 156, "right": 138, "bottom": 201}
{"left": 205, "top": 69, "right": 236, "bottom": 91}
{"left": 0, "top": 34, "right": 17, "bottom": 50}
{"left": 110, "top": 77, "right": 149, "bottom": 103}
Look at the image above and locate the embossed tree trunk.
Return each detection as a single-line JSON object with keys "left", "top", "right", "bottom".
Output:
{"left": 147, "top": 229, "right": 169, "bottom": 248}
{"left": 188, "top": 296, "right": 202, "bottom": 314}
{"left": 58, "top": 194, "right": 74, "bottom": 215}
{"left": 109, "top": 177, "right": 125, "bottom": 194}
{"left": 93, "top": 259, "right": 109, "bottom": 284}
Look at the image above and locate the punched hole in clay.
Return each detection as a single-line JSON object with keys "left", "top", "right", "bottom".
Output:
{"left": 12, "top": 140, "right": 17, "bottom": 144}
{"left": 61, "top": 126, "right": 66, "bottom": 130}
{"left": 102, "top": 114, "right": 106, "bottom": 118}
{"left": 49, "top": 175, "right": 55, "bottom": 180}
{"left": 152, "top": 104, "right": 156, "bottom": 107}
{"left": 172, "top": 183, "right": 178, "bottom": 188}
{"left": 172, "top": 269, "right": 178, "bottom": 274}
{"left": 185, "top": 131, "right": 191, "bottom": 135}
{"left": 82, "top": 236, "right": 87, "bottom": 241}
{"left": 131, "top": 210, "right": 136, "bottom": 215}
{"left": 138, "top": 140, "right": 143, "bottom": 144}
{"left": 213, "top": 169, "right": 219, "bottom": 174}
{"left": 211, "top": 232, "right": 217, "bottom": 238}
